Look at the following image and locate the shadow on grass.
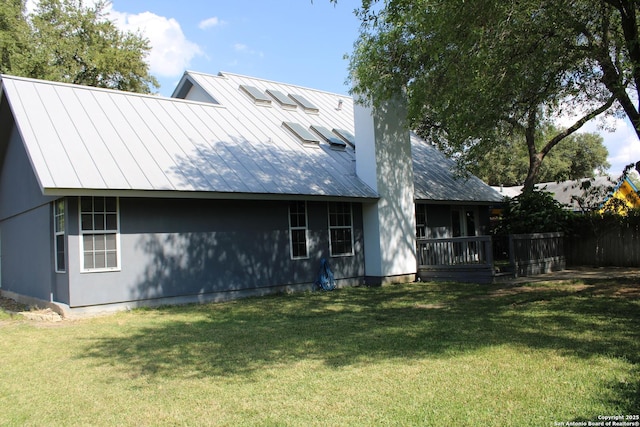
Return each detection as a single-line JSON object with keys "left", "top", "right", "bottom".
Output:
{"left": 81, "top": 279, "right": 640, "bottom": 411}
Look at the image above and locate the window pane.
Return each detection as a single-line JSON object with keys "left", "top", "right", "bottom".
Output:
{"left": 95, "top": 235, "right": 105, "bottom": 251}
{"left": 56, "top": 235, "right": 65, "bottom": 271}
{"left": 105, "top": 197, "right": 117, "bottom": 212}
{"left": 95, "top": 253, "right": 106, "bottom": 269}
{"left": 106, "top": 214, "right": 117, "bottom": 230}
{"left": 94, "top": 196, "right": 105, "bottom": 212}
{"left": 106, "top": 252, "right": 117, "bottom": 268}
{"left": 81, "top": 214, "right": 93, "bottom": 231}
{"left": 94, "top": 214, "right": 105, "bottom": 230}
{"left": 84, "top": 253, "right": 94, "bottom": 269}
{"left": 291, "top": 229, "right": 307, "bottom": 258}
{"left": 81, "top": 196, "right": 92, "bottom": 213}
{"left": 83, "top": 235, "right": 94, "bottom": 251}
{"left": 105, "top": 234, "right": 116, "bottom": 250}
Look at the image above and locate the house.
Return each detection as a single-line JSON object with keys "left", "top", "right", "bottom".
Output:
{"left": 493, "top": 176, "right": 640, "bottom": 213}
{"left": 0, "top": 71, "right": 503, "bottom": 314}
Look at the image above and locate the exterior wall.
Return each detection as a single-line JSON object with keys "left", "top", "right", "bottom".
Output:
{"left": 66, "top": 197, "right": 365, "bottom": 307}
{"left": 0, "top": 125, "right": 56, "bottom": 301}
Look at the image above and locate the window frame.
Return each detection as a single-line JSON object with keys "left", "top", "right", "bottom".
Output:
{"left": 328, "top": 202, "right": 354, "bottom": 257}
{"left": 79, "top": 196, "right": 121, "bottom": 273}
{"left": 53, "top": 198, "right": 66, "bottom": 273}
{"left": 288, "top": 201, "right": 309, "bottom": 260}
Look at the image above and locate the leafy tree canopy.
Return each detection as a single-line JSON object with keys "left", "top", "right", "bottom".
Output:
{"left": 347, "top": 0, "right": 638, "bottom": 189}
{"left": 470, "top": 126, "right": 610, "bottom": 186}
{"left": 0, "top": 0, "right": 157, "bottom": 93}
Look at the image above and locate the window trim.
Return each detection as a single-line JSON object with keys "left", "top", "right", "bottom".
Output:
{"left": 54, "top": 198, "right": 66, "bottom": 273}
{"left": 328, "top": 202, "right": 354, "bottom": 257}
{"left": 79, "top": 196, "right": 121, "bottom": 273}
{"left": 288, "top": 201, "right": 309, "bottom": 260}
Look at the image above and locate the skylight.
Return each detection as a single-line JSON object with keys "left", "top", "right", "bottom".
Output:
{"left": 310, "top": 125, "right": 347, "bottom": 148}
{"left": 266, "top": 89, "right": 298, "bottom": 109}
{"left": 288, "top": 94, "right": 319, "bottom": 113}
{"left": 282, "top": 122, "right": 320, "bottom": 146}
{"left": 332, "top": 128, "right": 356, "bottom": 147}
{"left": 239, "top": 85, "right": 272, "bottom": 105}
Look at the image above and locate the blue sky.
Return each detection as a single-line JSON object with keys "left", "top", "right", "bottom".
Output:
{"left": 108, "top": 0, "right": 362, "bottom": 97}
{"left": 25, "top": 0, "right": 640, "bottom": 175}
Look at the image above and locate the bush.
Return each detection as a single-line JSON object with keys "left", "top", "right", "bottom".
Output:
{"left": 494, "top": 189, "right": 571, "bottom": 235}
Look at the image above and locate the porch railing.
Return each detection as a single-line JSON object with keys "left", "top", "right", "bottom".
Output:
{"left": 417, "top": 236, "right": 493, "bottom": 267}
{"left": 416, "top": 233, "right": 565, "bottom": 283}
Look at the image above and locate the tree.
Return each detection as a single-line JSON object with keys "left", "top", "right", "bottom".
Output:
{"left": 347, "top": 0, "right": 635, "bottom": 190}
{"left": 3, "top": 0, "right": 157, "bottom": 93}
{"left": 0, "top": 0, "right": 30, "bottom": 75}
{"left": 470, "top": 127, "right": 610, "bottom": 186}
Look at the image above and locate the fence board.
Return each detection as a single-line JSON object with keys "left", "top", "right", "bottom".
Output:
{"left": 566, "top": 226, "right": 640, "bottom": 267}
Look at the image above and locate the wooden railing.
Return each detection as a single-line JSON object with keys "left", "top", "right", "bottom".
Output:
{"left": 416, "top": 233, "right": 565, "bottom": 283}
{"left": 417, "top": 236, "right": 493, "bottom": 267}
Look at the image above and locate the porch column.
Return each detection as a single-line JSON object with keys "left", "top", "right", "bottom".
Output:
{"left": 354, "top": 95, "right": 417, "bottom": 285}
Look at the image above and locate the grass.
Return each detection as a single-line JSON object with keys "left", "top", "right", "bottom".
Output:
{"left": 0, "top": 278, "right": 639, "bottom": 426}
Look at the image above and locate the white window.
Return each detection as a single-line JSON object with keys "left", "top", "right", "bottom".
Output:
{"left": 328, "top": 202, "right": 354, "bottom": 257}
{"left": 54, "top": 198, "right": 66, "bottom": 272}
{"left": 289, "top": 201, "right": 309, "bottom": 259}
{"left": 80, "top": 196, "right": 120, "bottom": 271}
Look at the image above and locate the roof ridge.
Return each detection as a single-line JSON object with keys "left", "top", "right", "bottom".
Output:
{"left": 214, "top": 71, "right": 350, "bottom": 97}
{"left": 0, "top": 73, "right": 227, "bottom": 109}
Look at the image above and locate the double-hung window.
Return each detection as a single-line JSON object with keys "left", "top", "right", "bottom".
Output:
{"left": 54, "top": 199, "right": 66, "bottom": 272}
{"left": 80, "top": 196, "right": 120, "bottom": 271}
{"left": 328, "top": 202, "right": 354, "bottom": 256}
{"left": 289, "top": 201, "right": 308, "bottom": 259}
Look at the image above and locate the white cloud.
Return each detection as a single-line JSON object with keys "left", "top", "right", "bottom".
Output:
{"left": 592, "top": 118, "right": 640, "bottom": 174}
{"left": 108, "top": 9, "right": 203, "bottom": 78}
{"left": 233, "top": 43, "right": 264, "bottom": 58}
{"left": 27, "top": 1, "right": 203, "bottom": 78}
{"left": 199, "top": 16, "right": 223, "bottom": 30}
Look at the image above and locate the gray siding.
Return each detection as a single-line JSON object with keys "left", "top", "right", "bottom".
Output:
{"left": 66, "top": 198, "right": 365, "bottom": 307}
{"left": 0, "top": 124, "right": 55, "bottom": 300}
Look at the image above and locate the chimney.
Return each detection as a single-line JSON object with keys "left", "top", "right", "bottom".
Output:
{"left": 354, "top": 95, "right": 417, "bottom": 285}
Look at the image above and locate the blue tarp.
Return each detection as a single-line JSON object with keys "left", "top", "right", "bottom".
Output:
{"left": 315, "top": 258, "right": 335, "bottom": 291}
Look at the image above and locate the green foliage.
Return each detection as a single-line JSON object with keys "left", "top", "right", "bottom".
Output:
{"left": 348, "top": 0, "right": 637, "bottom": 189}
{"left": 1, "top": 0, "right": 157, "bottom": 93}
{"left": 470, "top": 126, "right": 610, "bottom": 186}
{"left": 495, "top": 189, "right": 571, "bottom": 234}
{"left": 0, "top": 0, "right": 30, "bottom": 75}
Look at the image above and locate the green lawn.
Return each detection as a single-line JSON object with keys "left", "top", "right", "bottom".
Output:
{"left": 1, "top": 278, "right": 638, "bottom": 426}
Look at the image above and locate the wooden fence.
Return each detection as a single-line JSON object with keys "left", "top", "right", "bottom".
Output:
{"left": 510, "top": 232, "right": 565, "bottom": 276}
{"left": 565, "top": 226, "right": 640, "bottom": 267}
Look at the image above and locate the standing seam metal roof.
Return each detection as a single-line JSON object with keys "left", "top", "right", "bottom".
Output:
{"left": 0, "top": 74, "right": 377, "bottom": 199}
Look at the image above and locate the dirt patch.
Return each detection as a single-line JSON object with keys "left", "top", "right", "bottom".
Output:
{"left": 0, "top": 296, "right": 62, "bottom": 322}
